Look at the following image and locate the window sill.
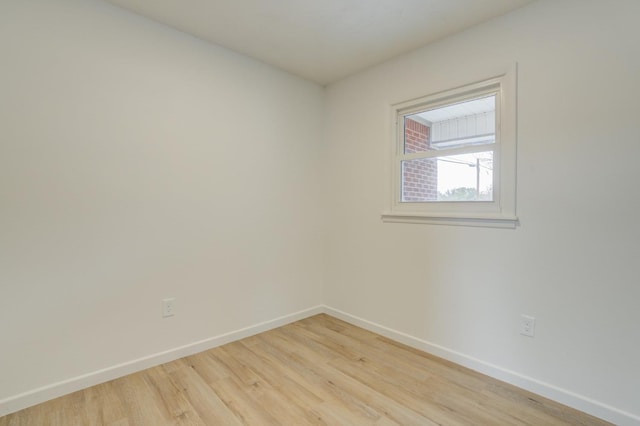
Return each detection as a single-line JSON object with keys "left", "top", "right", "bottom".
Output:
{"left": 381, "top": 212, "right": 518, "bottom": 229}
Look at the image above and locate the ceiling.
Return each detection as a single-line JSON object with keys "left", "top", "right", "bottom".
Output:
{"left": 105, "top": 0, "right": 536, "bottom": 85}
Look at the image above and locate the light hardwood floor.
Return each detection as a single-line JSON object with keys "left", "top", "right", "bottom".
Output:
{"left": 1, "top": 314, "right": 611, "bottom": 425}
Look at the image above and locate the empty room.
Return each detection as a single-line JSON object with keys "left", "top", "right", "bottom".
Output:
{"left": 1, "top": 0, "right": 639, "bottom": 424}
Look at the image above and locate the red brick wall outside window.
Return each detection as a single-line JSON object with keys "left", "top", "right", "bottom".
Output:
{"left": 402, "top": 118, "right": 437, "bottom": 201}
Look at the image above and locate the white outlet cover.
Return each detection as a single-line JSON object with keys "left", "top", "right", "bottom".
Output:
{"left": 520, "top": 314, "right": 535, "bottom": 337}
{"left": 162, "top": 298, "right": 175, "bottom": 318}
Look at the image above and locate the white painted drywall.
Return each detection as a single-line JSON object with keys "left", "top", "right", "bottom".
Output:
{"left": 324, "top": 0, "right": 640, "bottom": 421}
{"left": 0, "top": 0, "right": 324, "bottom": 405}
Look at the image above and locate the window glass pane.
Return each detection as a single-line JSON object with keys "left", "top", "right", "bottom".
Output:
{"left": 404, "top": 95, "right": 495, "bottom": 154}
{"left": 401, "top": 151, "right": 494, "bottom": 202}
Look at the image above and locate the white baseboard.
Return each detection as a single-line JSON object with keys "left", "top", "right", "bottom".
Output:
{"left": 0, "top": 305, "right": 324, "bottom": 417}
{"left": 3, "top": 305, "right": 638, "bottom": 425}
{"left": 324, "top": 306, "right": 640, "bottom": 426}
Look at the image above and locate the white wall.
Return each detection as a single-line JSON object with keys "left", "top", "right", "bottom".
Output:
{"left": 0, "top": 0, "right": 324, "bottom": 411}
{"left": 324, "top": 0, "right": 640, "bottom": 423}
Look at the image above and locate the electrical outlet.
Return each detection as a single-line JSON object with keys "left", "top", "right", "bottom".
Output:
{"left": 520, "top": 314, "right": 535, "bottom": 337}
{"left": 162, "top": 298, "right": 175, "bottom": 318}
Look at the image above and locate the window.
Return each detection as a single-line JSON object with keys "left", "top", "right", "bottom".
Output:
{"left": 383, "top": 65, "right": 518, "bottom": 228}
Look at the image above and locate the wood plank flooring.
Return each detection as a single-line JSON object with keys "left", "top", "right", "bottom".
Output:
{"left": 0, "top": 314, "right": 611, "bottom": 425}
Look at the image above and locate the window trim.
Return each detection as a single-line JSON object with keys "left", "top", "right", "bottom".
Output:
{"left": 382, "top": 64, "right": 518, "bottom": 228}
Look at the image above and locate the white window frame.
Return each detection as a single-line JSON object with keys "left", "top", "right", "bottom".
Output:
{"left": 382, "top": 64, "right": 518, "bottom": 229}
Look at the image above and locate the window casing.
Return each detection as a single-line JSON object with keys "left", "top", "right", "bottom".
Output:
{"left": 383, "top": 66, "right": 518, "bottom": 228}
